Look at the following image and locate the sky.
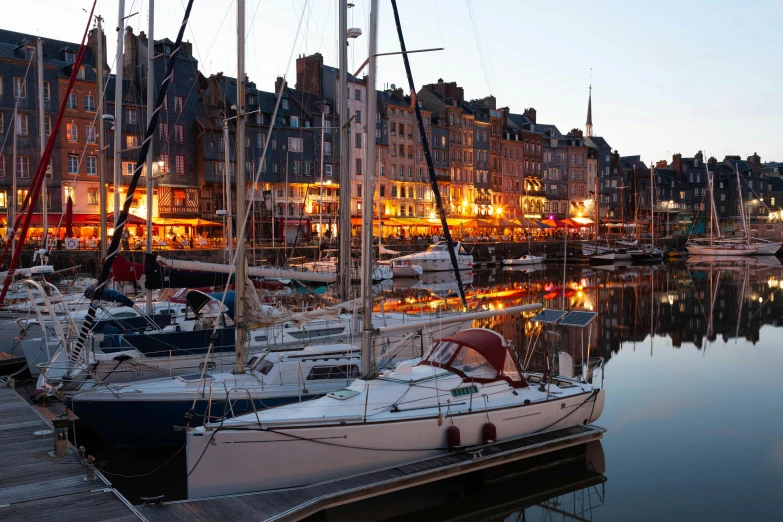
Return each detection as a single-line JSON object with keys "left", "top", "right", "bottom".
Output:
{"left": 8, "top": 0, "right": 782, "bottom": 166}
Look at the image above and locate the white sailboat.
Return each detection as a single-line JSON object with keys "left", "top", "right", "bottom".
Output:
{"left": 392, "top": 241, "right": 474, "bottom": 272}
{"left": 184, "top": 0, "right": 605, "bottom": 500}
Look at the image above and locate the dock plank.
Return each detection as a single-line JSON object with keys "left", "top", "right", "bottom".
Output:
{"left": 0, "top": 386, "right": 141, "bottom": 522}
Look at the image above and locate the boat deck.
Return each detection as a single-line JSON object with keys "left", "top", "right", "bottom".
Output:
{"left": 0, "top": 385, "right": 142, "bottom": 522}
{"left": 138, "top": 423, "right": 605, "bottom": 522}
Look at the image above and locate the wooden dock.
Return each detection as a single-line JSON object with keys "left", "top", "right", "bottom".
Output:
{"left": 138, "top": 423, "right": 605, "bottom": 522}
{"left": 0, "top": 385, "right": 142, "bottom": 522}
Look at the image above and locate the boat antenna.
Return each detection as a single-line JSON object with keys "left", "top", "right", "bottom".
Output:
{"left": 390, "top": 0, "right": 467, "bottom": 310}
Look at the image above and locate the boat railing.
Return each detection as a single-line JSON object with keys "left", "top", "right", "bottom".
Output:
{"left": 37, "top": 360, "right": 124, "bottom": 399}
{"left": 588, "top": 356, "right": 605, "bottom": 388}
{"left": 204, "top": 383, "right": 264, "bottom": 429}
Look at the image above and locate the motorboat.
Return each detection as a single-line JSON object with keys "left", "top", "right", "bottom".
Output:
{"left": 301, "top": 253, "right": 393, "bottom": 281}
{"left": 185, "top": 328, "right": 605, "bottom": 498}
{"left": 392, "top": 241, "right": 473, "bottom": 273}
{"left": 69, "top": 344, "right": 362, "bottom": 448}
{"left": 502, "top": 255, "right": 544, "bottom": 266}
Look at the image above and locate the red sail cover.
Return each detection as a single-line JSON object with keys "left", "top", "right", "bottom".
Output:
{"left": 110, "top": 255, "right": 143, "bottom": 282}
{"left": 64, "top": 196, "right": 74, "bottom": 238}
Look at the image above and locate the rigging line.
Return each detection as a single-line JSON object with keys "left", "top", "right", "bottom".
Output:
{"left": 465, "top": 0, "right": 492, "bottom": 95}
{"left": 189, "top": 0, "right": 312, "bottom": 409}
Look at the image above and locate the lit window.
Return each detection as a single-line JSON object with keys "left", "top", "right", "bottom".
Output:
{"left": 174, "top": 95, "right": 184, "bottom": 113}
{"left": 66, "top": 123, "right": 78, "bottom": 142}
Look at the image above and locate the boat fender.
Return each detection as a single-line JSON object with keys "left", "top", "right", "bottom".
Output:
{"left": 446, "top": 425, "right": 461, "bottom": 450}
{"left": 482, "top": 422, "right": 497, "bottom": 444}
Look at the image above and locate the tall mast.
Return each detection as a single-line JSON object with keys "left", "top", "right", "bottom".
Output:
{"left": 337, "top": 0, "right": 351, "bottom": 301}
{"left": 360, "top": 0, "right": 378, "bottom": 378}
{"left": 319, "top": 109, "right": 325, "bottom": 240}
{"left": 650, "top": 163, "right": 655, "bottom": 248}
{"left": 235, "top": 0, "right": 247, "bottom": 374}
{"left": 97, "top": 16, "right": 107, "bottom": 260}
{"left": 37, "top": 39, "right": 46, "bottom": 249}
{"left": 144, "top": 0, "right": 155, "bottom": 314}
{"left": 222, "top": 120, "right": 234, "bottom": 262}
{"left": 11, "top": 109, "right": 16, "bottom": 260}
{"left": 736, "top": 164, "right": 749, "bottom": 246}
{"left": 113, "top": 0, "right": 125, "bottom": 222}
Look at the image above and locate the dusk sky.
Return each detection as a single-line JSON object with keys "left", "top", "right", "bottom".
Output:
{"left": 9, "top": 0, "right": 781, "bottom": 165}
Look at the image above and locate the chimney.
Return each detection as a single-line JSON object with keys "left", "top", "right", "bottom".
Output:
{"left": 708, "top": 156, "right": 717, "bottom": 166}
{"left": 567, "top": 128, "right": 583, "bottom": 139}
{"left": 295, "top": 52, "right": 323, "bottom": 96}
{"left": 139, "top": 31, "right": 147, "bottom": 43}
{"left": 671, "top": 153, "right": 682, "bottom": 174}
{"left": 423, "top": 80, "right": 464, "bottom": 101}
{"left": 695, "top": 150, "right": 704, "bottom": 166}
{"left": 87, "top": 28, "right": 107, "bottom": 71}
{"left": 393, "top": 87, "right": 404, "bottom": 99}
{"left": 523, "top": 107, "right": 536, "bottom": 125}
{"left": 123, "top": 26, "right": 137, "bottom": 82}
{"left": 275, "top": 76, "right": 287, "bottom": 95}
{"left": 747, "top": 152, "right": 761, "bottom": 166}
{"left": 656, "top": 160, "right": 668, "bottom": 169}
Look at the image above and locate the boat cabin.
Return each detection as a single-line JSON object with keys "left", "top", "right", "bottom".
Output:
{"left": 419, "top": 328, "right": 527, "bottom": 388}
{"left": 425, "top": 241, "right": 471, "bottom": 256}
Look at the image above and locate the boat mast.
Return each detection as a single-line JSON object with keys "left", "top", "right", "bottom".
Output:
{"left": 11, "top": 108, "right": 16, "bottom": 260}
{"left": 222, "top": 120, "right": 234, "bottom": 262}
{"left": 235, "top": 0, "right": 247, "bottom": 374}
{"left": 37, "top": 38, "right": 47, "bottom": 250}
{"left": 337, "top": 0, "right": 351, "bottom": 301}
{"left": 650, "top": 163, "right": 655, "bottom": 249}
{"left": 145, "top": 0, "right": 155, "bottom": 314}
{"left": 318, "top": 109, "right": 325, "bottom": 240}
{"left": 735, "top": 164, "right": 749, "bottom": 246}
{"left": 113, "top": 0, "right": 125, "bottom": 222}
{"left": 360, "top": 0, "right": 378, "bottom": 378}
{"left": 96, "top": 15, "right": 107, "bottom": 260}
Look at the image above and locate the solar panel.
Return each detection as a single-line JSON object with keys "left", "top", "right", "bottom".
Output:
{"left": 559, "top": 311, "right": 598, "bottom": 328}
{"left": 531, "top": 309, "right": 568, "bottom": 324}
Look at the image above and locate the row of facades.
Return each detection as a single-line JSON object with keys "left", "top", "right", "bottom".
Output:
{"left": 1, "top": 27, "right": 780, "bottom": 238}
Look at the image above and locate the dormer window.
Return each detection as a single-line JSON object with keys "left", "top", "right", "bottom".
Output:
{"left": 24, "top": 46, "right": 35, "bottom": 61}
{"left": 282, "top": 99, "right": 289, "bottom": 110}
{"left": 64, "top": 50, "right": 75, "bottom": 64}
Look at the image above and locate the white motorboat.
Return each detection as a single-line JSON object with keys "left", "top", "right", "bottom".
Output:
{"left": 69, "top": 344, "right": 363, "bottom": 448}
{"left": 185, "top": 328, "right": 605, "bottom": 498}
{"left": 502, "top": 255, "right": 544, "bottom": 266}
{"left": 392, "top": 241, "right": 473, "bottom": 273}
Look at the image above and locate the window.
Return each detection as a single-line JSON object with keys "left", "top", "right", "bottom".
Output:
{"left": 85, "top": 94, "right": 95, "bottom": 111}
{"left": 0, "top": 155, "right": 4, "bottom": 177}
{"left": 0, "top": 113, "right": 3, "bottom": 134}
{"left": 354, "top": 89, "right": 361, "bottom": 101}
{"left": 324, "top": 141, "right": 332, "bottom": 155}
{"left": 292, "top": 160, "right": 300, "bottom": 174}
{"left": 88, "top": 189, "right": 99, "bottom": 205}
{"left": 126, "top": 135, "right": 138, "bottom": 148}
{"left": 158, "top": 122, "right": 169, "bottom": 141}
{"left": 217, "top": 138, "right": 225, "bottom": 153}
{"left": 307, "top": 365, "right": 360, "bottom": 380}
{"left": 355, "top": 133, "right": 362, "bottom": 148}
{"left": 43, "top": 81, "right": 50, "bottom": 101}
{"left": 160, "top": 153, "right": 169, "bottom": 173}
{"left": 170, "top": 67, "right": 176, "bottom": 83}
{"left": 126, "top": 109, "right": 137, "bottom": 124}
{"left": 17, "top": 189, "right": 28, "bottom": 206}
{"left": 281, "top": 99, "right": 288, "bottom": 109}
{"left": 13, "top": 77, "right": 26, "bottom": 99}
{"left": 355, "top": 158, "right": 362, "bottom": 175}
{"left": 175, "top": 124, "right": 184, "bottom": 143}
{"left": 176, "top": 155, "right": 185, "bottom": 175}
{"left": 0, "top": 191, "right": 6, "bottom": 208}
{"left": 67, "top": 154, "right": 79, "bottom": 174}
{"left": 290, "top": 116, "right": 299, "bottom": 128}
{"left": 325, "top": 164, "right": 333, "bottom": 177}
{"left": 122, "top": 162, "right": 134, "bottom": 176}
{"left": 257, "top": 133, "right": 265, "bottom": 147}
{"left": 16, "top": 114, "right": 28, "bottom": 135}
{"left": 324, "top": 120, "right": 331, "bottom": 134}
{"left": 67, "top": 93, "right": 77, "bottom": 109}
{"left": 174, "top": 95, "right": 184, "bottom": 113}
{"left": 162, "top": 95, "right": 168, "bottom": 112}
{"left": 86, "top": 155, "right": 97, "bottom": 175}
{"left": 355, "top": 110, "right": 361, "bottom": 124}
{"left": 66, "top": 123, "right": 78, "bottom": 142}
{"left": 288, "top": 137, "right": 303, "bottom": 152}
{"left": 356, "top": 184, "right": 362, "bottom": 197}
{"left": 86, "top": 125, "right": 96, "bottom": 144}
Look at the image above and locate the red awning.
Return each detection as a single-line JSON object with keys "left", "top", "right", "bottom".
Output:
{"left": 173, "top": 189, "right": 186, "bottom": 198}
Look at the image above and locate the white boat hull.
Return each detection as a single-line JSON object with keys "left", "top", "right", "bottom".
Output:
{"left": 186, "top": 388, "right": 605, "bottom": 498}
{"left": 590, "top": 251, "right": 633, "bottom": 261}
{"left": 686, "top": 245, "right": 758, "bottom": 256}
{"left": 502, "top": 256, "right": 544, "bottom": 266}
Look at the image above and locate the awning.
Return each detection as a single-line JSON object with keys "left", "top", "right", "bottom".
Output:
{"left": 175, "top": 218, "right": 223, "bottom": 227}
{"left": 569, "top": 217, "right": 594, "bottom": 225}
{"left": 173, "top": 189, "right": 186, "bottom": 198}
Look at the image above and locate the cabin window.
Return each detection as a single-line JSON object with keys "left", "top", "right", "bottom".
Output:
{"left": 502, "top": 351, "right": 522, "bottom": 382}
{"left": 426, "top": 341, "right": 459, "bottom": 365}
{"left": 307, "top": 365, "right": 360, "bottom": 380}
{"left": 449, "top": 346, "right": 496, "bottom": 379}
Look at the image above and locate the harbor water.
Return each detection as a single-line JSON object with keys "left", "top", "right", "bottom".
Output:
{"left": 5, "top": 260, "right": 782, "bottom": 521}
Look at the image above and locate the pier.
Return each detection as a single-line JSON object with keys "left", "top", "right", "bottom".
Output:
{"left": 0, "top": 385, "right": 141, "bottom": 522}
{"left": 137, "top": 424, "right": 604, "bottom": 522}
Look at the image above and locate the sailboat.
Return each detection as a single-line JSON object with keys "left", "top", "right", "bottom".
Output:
{"left": 686, "top": 164, "right": 759, "bottom": 256}
{"left": 184, "top": 0, "right": 605, "bottom": 500}
{"left": 629, "top": 164, "right": 663, "bottom": 261}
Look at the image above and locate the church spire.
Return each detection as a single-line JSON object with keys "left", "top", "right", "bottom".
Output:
{"left": 586, "top": 77, "right": 593, "bottom": 137}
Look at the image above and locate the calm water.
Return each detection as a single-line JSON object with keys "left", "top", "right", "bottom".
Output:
{"left": 11, "top": 260, "right": 783, "bottom": 520}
